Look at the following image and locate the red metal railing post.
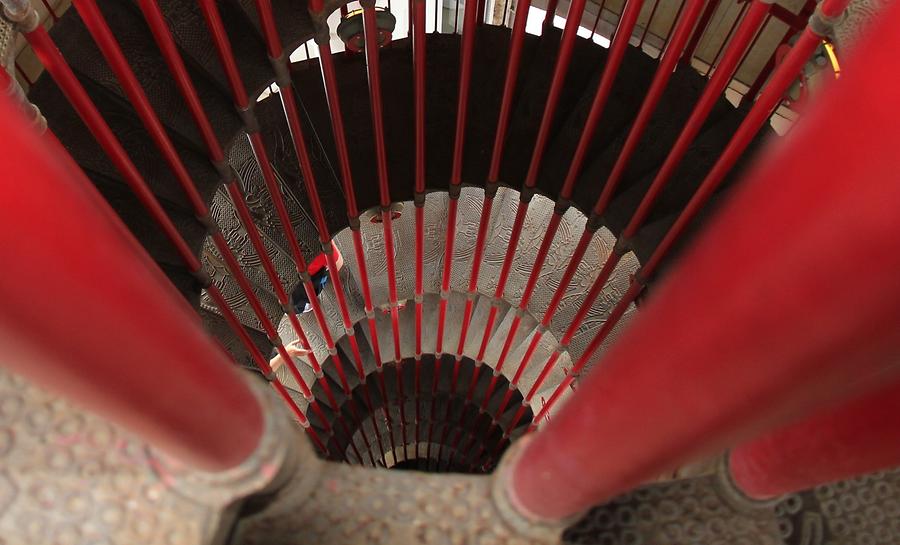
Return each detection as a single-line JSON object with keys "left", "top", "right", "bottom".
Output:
{"left": 542, "top": 0, "right": 560, "bottom": 32}
{"left": 358, "top": 0, "right": 402, "bottom": 460}
{"left": 507, "top": 0, "right": 900, "bottom": 516}
{"left": 638, "top": 0, "right": 660, "bottom": 46}
{"left": 0, "top": 91, "right": 264, "bottom": 471}
{"left": 454, "top": 0, "right": 535, "bottom": 432}
{"left": 739, "top": 25, "right": 795, "bottom": 107}
{"left": 73, "top": 0, "right": 338, "bottom": 453}
{"left": 251, "top": 0, "right": 388, "bottom": 465}
{"left": 680, "top": 0, "right": 721, "bottom": 64}
{"left": 463, "top": 0, "right": 708, "bottom": 467}
{"left": 704, "top": 1, "right": 749, "bottom": 76}
{"left": 413, "top": 0, "right": 427, "bottom": 461}
{"left": 469, "top": 0, "right": 651, "bottom": 465}
{"left": 312, "top": 27, "right": 389, "bottom": 462}
{"left": 729, "top": 379, "right": 900, "bottom": 499}
{"left": 492, "top": 2, "right": 771, "bottom": 431}
{"left": 476, "top": 0, "right": 589, "bottom": 411}
{"left": 532, "top": 2, "right": 853, "bottom": 428}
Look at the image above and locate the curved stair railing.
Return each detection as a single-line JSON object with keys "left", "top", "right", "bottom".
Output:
{"left": 1, "top": 0, "right": 900, "bottom": 542}
{"left": 0, "top": 0, "right": 878, "bottom": 465}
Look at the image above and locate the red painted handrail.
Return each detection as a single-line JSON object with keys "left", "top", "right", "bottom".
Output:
{"left": 730, "top": 379, "right": 900, "bottom": 499}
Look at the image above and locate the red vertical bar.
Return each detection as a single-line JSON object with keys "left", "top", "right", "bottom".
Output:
{"left": 131, "top": 0, "right": 340, "bottom": 456}
{"left": 511, "top": 0, "right": 900, "bottom": 516}
{"left": 704, "top": 1, "right": 749, "bottom": 76}
{"left": 680, "top": 0, "right": 722, "bottom": 65}
{"left": 478, "top": 0, "right": 591, "bottom": 386}
{"left": 522, "top": 0, "right": 588, "bottom": 189}
{"left": 729, "top": 380, "right": 900, "bottom": 499}
{"left": 0, "top": 91, "right": 263, "bottom": 471}
{"left": 427, "top": 22, "right": 468, "bottom": 449}
{"left": 315, "top": 41, "right": 388, "bottom": 464}
{"left": 496, "top": 0, "right": 770, "bottom": 445}
{"left": 534, "top": 10, "right": 862, "bottom": 428}
{"left": 413, "top": 0, "right": 427, "bottom": 455}
{"left": 488, "top": 0, "right": 647, "bottom": 422}
{"left": 638, "top": 0, "right": 660, "bottom": 46}
{"left": 595, "top": 0, "right": 708, "bottom": 216}
{"left": 739, "top": 25, "right": 795, "bottom": 107}
{"left": 359, "top": 2, "right": 404, "bottom": 458}
{"left": 23, "top": 25, "right": 200, "bottom": 273}
{"left": 464, "top": 0, "right": 529, "bottom": 383}
{"left": 40, "top": 0, "right": 59, "bottom": 22}
{"left": 558, "top": 0, "right": 646, "bottom": 200}
{"left": 543, "top": 0, "right": 560, "bottom": 32}
{"left": 487, "top": 0, "right": 532, "bottom": 182}
{"left": 257, "top": 2, "right": 386, "bottom": 464}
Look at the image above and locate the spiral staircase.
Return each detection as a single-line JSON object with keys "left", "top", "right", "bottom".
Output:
{"left": 2, "top": 0, "right": 899, "bottom": 543}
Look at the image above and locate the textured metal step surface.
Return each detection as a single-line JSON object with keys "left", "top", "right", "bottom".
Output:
{"left": 563, "top": 471, "right": 900, "bottom": 545}
{"left": 256, "top": 186, "right": 638, "bottom": 417}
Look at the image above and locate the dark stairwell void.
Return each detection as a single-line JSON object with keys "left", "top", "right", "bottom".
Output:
{"left": 307, "top": 354, "right": 533, "bottom": 473}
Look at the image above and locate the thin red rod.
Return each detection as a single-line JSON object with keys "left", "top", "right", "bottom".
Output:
{"left": 704, "top": 1, "right": 749, "bottom": 77}
{"left": 543, "top": 0, "right": 560, "bottom": 32}
{"left": 40, "top": 0, "right": 58, "bottom": 22}
{"left": 638, "top": 0, "right": 660, "bottom": 46}
{"left": 595, "top": 0, "right": 708, "bottom": 216}
{"left": 315, "top": 40, "right": 389, "bottom": 463}
{"left": 251, "top": 0, "right": 386, "bottom": 460}
{"left": 355, "top": 6, "right": 403, "bottom": 369}
{"left": 22, "top": 26, "right": 200, "bottom": 273}
{"left": 414, "top": 0, "right": 427, "bottom": 196}
{"left": 361, "top": 3, "right": 405, "bottom": 455}
{"left": 196, "top": 0, "right": 360, "bottom": 396}
{"left": 523, "top": 0, "right": 588, "bottom": 189}
{"left": 533, "top": 8, "right": 863, "bottom": 427}
{"left": 729, "top": 379, "right": 900, "bottom": 499}
{"left": 487, "top": 0, "right": 532, "bottom": 182}
{"left": 437, "top": 0, "right": 479, "bottom": 361}
{"left": 137, "top": 0, "right": 223, "bottom": 161}
{"left": 413, "top": 0, "right": 427, "bottom": 457}
{"left": 680, "top": 0, "right": 722, "bottom": 64}
{"left": 559, "top": 0, "right": 646, "bottom": 200}
{"left": 462, "top": 0, "right": 532, "bottom": 399}
{"left": 488, "top": 0, "right": 769, "bottom": 450}
{"left": 510, "top": 0, "right": 900, "bottom": 515}
{"left": 436, "top": 196, "right": 458, "bottom": 355}
{"left": 477, "top": 0, "right": 590, "bottom": 404}
{"left": 0, "top": 93, "right": 263, "bottom": 471}
{"left": 658, "top": 0, "right": 686, "bottom": 52}
{"left": 133, "top": 0, "right": 346, "bottom": 454}
{"left": 458, "top": 196, "right": 495, "bottom": 401}
{"left": 474, "top": 0, "right": 591, "bottom": 389}
{"left": 486, "top": 0, "right": 647, "bottom": 415}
